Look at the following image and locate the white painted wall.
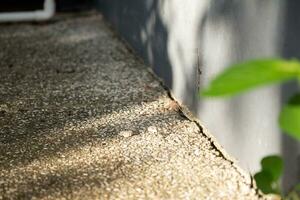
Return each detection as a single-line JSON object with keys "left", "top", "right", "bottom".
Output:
{"left": 163, "top": 0, "right": 283, "bottom": 169}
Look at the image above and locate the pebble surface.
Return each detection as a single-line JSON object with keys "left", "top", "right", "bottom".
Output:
{"left": 0, "top": 13, "right": 259, "bottom": 199}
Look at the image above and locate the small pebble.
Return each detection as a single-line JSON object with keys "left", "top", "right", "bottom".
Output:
{"left": 119, "top": 130, "right": 133, "bottom": 138}
{"left": 194, "top": 148, "right": 201, "bottom": 156}
{"left": 147, "top": 126, "right": 157, "bottom": 134}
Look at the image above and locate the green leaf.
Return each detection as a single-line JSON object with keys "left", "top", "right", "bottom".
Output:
{"left": 254, "top": 155, "right": 283, "bottom": 195}
{"left": 254, "top": 171, "right": 274, "bottom": 194}
{"left": 202, "top": 59, "right": 300, "bottom": 97}
{"left": 261, "top": 155, "right": 283, "bottom": 181}
{"left": 279, "top": 94, "right": 300, "bottom": 141}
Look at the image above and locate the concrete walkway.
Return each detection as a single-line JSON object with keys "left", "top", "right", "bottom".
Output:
{"left": 0, "top": 13, "right": 259, "bottom": 199}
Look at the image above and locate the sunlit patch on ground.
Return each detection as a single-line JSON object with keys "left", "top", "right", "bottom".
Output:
{"left": 0, "top": 13, "right": 258, "bottom": 199}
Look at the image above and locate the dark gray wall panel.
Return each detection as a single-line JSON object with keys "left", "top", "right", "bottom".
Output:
{"left": 97, "top": 0, "right": 172, "bottom": 87}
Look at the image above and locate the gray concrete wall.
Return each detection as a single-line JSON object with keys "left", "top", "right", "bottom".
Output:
{"left": 96, "top": 0, "right": 300, "bottom": 191}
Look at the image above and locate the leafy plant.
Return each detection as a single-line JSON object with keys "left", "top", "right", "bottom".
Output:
{"left": 201, "top": 58, "right": 300, "bottom": 199}
{"left": 254, "top": 155, "right": 283, "bottom": 195}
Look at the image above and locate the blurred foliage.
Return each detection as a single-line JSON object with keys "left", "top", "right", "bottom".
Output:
{"left": 201, "top": 58, "right": 300, "bottom": 198}
{"left": 254, "top": 155, "right": 283, "bottom": 194}
{"left": 280, "top": 94, "right": 300, "bottom": 141}
{"left": 202, "top": 59, "right": 300, "bottom": 97}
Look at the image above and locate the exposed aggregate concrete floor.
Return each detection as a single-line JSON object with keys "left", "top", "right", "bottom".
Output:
{"left": 0, "top": 13, "right": 259, "bottom": 199}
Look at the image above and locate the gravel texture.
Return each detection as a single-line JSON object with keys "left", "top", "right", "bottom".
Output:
{"left": 0, "top": 13, "right": 259, "bottom": 199}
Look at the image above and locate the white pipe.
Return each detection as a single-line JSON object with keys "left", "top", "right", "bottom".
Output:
{"left": 0, "top": 0, "right": 55, "bottom": 22}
